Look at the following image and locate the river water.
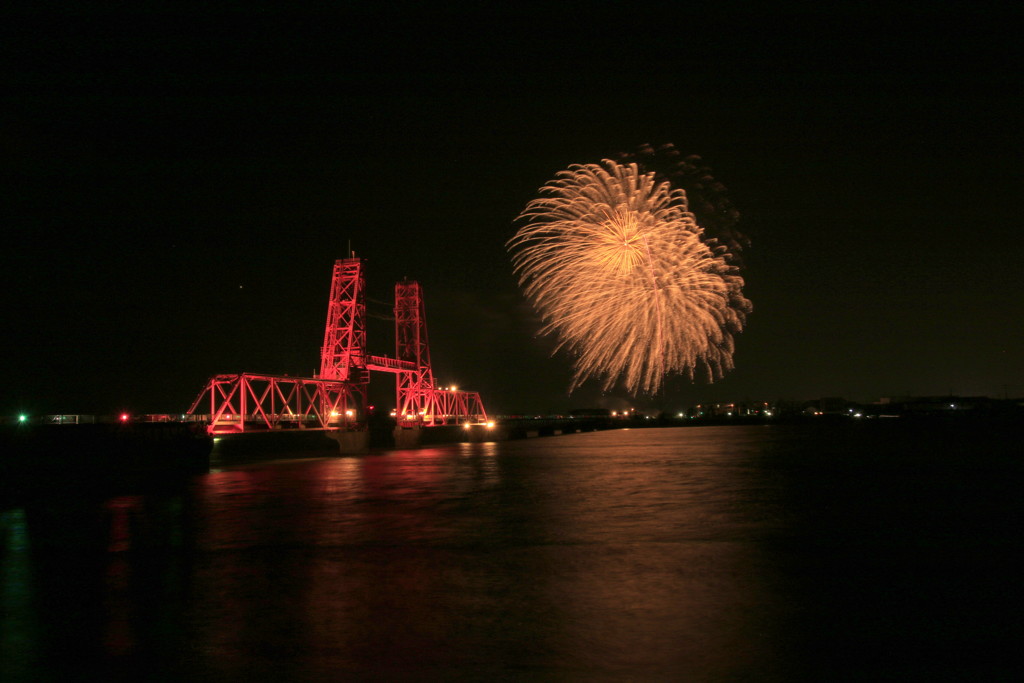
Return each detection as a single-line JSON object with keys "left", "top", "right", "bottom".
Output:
{"left": 1, "top": 421, "right": 1020, "bottom": 680}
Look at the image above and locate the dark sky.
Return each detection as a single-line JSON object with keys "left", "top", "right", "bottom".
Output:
{"left": 3, "top": 6, "right": 1022, "bottom": 417}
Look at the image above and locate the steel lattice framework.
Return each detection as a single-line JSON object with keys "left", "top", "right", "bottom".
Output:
{"left": 395, "top": 280, "right": 436, "bottom": 421}
{"left": 186, "top": 373, "right": 359, "bottom": 433}
{"left": 320, "top": 258, "right": 368, "bottom": 383}
{"left": 187, "top": 255, "right": 487, "bottom": 435}
{"left": 387, "top": 280, "right": 487, "bottom": 427}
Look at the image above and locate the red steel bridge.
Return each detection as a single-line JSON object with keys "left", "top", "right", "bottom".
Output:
{"left": 187, "top": 255, "right": 488, "bottom": 437}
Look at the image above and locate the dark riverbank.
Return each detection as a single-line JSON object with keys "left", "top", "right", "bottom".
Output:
{"left": 0, "top": 422, "right": 211, "bottom": 507}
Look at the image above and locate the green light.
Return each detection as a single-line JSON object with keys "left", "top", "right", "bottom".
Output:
{"left": 18, "top": 414, "right": 27, "bottom": 423}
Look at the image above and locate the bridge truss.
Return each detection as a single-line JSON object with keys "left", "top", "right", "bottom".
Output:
{"left": 188, "top": 255, "right": 488, "bottom": 435}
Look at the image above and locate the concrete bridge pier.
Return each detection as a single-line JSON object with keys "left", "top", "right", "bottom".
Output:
{"left": 328, "top": 430, "right": 370, "bottom": 453}
{"left": 393, "top": 426, "right": 423, "bottom": 449}
{"left": 393, "top": 424, "right": 500, "bottom": 448}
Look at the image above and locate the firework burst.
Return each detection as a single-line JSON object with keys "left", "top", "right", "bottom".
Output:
{"left": 618, "top": 143, "right": 748, "bottom": 263}
{"left": 509, "top": 159, "right": 751, "bottom": 395}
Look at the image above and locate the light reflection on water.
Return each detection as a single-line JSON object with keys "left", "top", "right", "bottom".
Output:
{"left": 2, "top": 423, "right": 1020, "bottom": 680}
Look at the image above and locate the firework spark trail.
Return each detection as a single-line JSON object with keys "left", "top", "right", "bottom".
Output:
{"left": 618, "top": 143, "right": 748, "bottom": 263}
{"left": 508, "top": 159, "right": 751, "bottom": 395}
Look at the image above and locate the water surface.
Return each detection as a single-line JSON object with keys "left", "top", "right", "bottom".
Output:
{"left": 2, "top": 422, "right": 1020, "bottom": 680}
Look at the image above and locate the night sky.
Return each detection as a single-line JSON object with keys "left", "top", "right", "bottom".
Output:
{"left": 3, "top": 6, "right": 1022, "bottom": 417}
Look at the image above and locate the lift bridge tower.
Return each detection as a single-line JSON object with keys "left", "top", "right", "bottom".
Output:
{"left": 188, "top": 254, "right": 489, "bottom": 450}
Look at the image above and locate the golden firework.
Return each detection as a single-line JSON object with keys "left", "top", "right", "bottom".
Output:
{"left": 508, "top": 159, "right": 751, "bottom": 394}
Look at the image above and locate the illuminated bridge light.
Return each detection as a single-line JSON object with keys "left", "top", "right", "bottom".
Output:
{"left": 186, "top": 257, "right": 489, "bottom": 438}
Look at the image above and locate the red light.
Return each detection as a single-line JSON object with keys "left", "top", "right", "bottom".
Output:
{"left": 120, "top": 413, "right": 129, "bottom": 422}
